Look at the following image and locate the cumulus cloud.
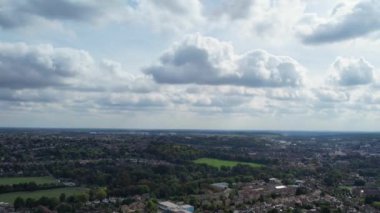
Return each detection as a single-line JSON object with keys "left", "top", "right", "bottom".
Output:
{"left": 145, "top": 34, "right": 306, "bottom": 88}
{"left": 0, "top": 0, "right": 308, "bottom": 38}
{"left": 96, "top": 93, "right": 169, "bottom": 111}
{"left": 0, "top": 41, "right": 159, "bottom": 96}
{"left": 0, "top": 1, "right": 31, "bottom": 29}
{"left": 299, "top": 0, "right": 380, "bottom": 44}
{"left": 210, "top": 0, "right": 254, "bottom": 20}
{"left": 170, "top": 86, "right": 253, "bottom": 111}
{"left": 0, "top": 0, "right": 123, "bottom": 29}
{"left": 23, "top": 0, "right": 104, "bottom": 21}
{"left": 313, "top": 87, "right": 350, "bottom": 103}
{"left": 266, "top": 88, "right": 313, "bottom": 101}
{"left": 206, "top": 0, "right": 305, "bottom": 38}
{"left": 0, "top": 41, "right": 166, "bottom": 113}
{"left": 0, "top": 88, "right": 59, "bottom": 103}
{"left": 185, "top": 85, "right": 258, "bottom": 97}
{"left": 0, "top": 0, "right": 203, "bottom": 33}
{"left": 132, "top": 0, "right": 204, "bottom": 33}
{"left": 327, "top": 57, "right": 375, "bottom": 86}
{"left": 0, "top": 42, "right": 94, "bottom": 89}
{"left": 360, "top": 91, "right": 380, "bottom": 104}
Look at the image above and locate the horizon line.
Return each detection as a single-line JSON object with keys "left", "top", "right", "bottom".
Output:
{"left": 1, "top": 126, "right": 380, "bottom": 134}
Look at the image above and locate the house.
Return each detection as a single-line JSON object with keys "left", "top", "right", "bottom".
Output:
{"left": 269, "top": 178, "right": 282, "bottom": 184}
{"left": 210, "top": 182, "right": 229, "bottom": 191}
{"left": 295, "top": 180, "right": 305, "bottom": 186}
{"left": 159, "top": 201, "right": 178, "bottom": 211}
{"left": 0, "top": 202, "right": 9, "bottom": 207}
{"left": 62, "top": 181, "right": 76, "bottom": 187}
{"left": 275, "top": 185, "right": 286, "bottom": 190}
{"left": 158, "top": 201, "right": 194, "bottom": 213}
{"left": 180, "top": 205, "right": 194, "bottom": 213}
{"left": 120, "top": 202, "right": 145, "bottom": 213}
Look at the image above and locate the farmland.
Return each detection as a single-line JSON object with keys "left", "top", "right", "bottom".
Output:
{"left": 0, "top": 187, "right": 88, "bottom": 203}
{"left": 0, "top": 176, "right": 58, "bottom": 186}
{"left": 193, "top": 158, "right": 263, "bottom": 169}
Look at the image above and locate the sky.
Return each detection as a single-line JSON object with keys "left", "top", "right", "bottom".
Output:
{"left": 1, "top": 0, "right": 380, "bottom": 131}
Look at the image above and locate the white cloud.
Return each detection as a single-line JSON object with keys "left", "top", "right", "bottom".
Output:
{"left": 0, "top": 88, "right": 60, "bottom": 103}
{"left": 360, "top": 90, "right": 380, "bottom": 104}
{"left": 135, "top": 0, "right": 204, "bottom": 33}
{"left": 0, "top": 0, "right": 127, "bottom": 29}
{"left": 96, "top": 93, "right": 169, "bottom": 111}
{"left": 209, "top": 0, "right": 254, "bottom": 20}
{"left": 299, "top": 0, "right": 380, "bottom": 44}
{"left": 145, "top": 34, "right": 306, "bottom": 88}
{"left": 266, "top": 88, "right": 313, "bottom": 101}
{"left": 0, "top": 42, "right": 94, "bottom": 89}
{"left": 0, "top": 0, "right": 204, "bottom": 34}
{"left": 313, "top": 87, "right": 350, "bottom": 103}
{"left": 206, "top": 0, "right": 305, "bottom": 38}
{"left": 327, "top": 57, "right": 375, "bottom": 86}
{"left": 3, "top": 0, "right": 380, "bottom": 130}
{"left": 0, "top": 42, "right": 158, "bottom": 93}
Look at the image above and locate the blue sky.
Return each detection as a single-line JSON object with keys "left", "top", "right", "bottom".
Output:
{"left": 1, "top": 0, "right": 380, "bottom": 131}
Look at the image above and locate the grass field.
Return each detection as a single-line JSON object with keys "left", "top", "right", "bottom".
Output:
{"left": 0, "top": 187, "right": 88, "bottom": 203}
{"left": 193, "top": 158, "right": 263, "bottom": 169}
{"left": 0, "top": 176, "right": 58, "bottom": 185}
{"left": 373, "top": 201, "right": 380, "bottom": 209}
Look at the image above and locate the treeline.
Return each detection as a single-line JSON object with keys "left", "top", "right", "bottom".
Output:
{"left": 0, "top": 182, "right": 62, "bottom": 194}
{"left": 14, "top": 194, "right": 87, "bottom": 213}
{"left": 173, "top": 135, "right": 268, "bottom": 149}
{"left": 14, "top": 188, "right": 108, "bottom": 213}
{"left": 0, "top": 164, "right": 49, "bottom": 177}
{"left": 146, "top": 142, "right": 203, "bottom": 162}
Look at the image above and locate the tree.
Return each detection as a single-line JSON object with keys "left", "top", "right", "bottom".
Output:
{"left": 25, "top": 198, "right": 36, "bottom": 208}
{"left": 292, "top": 208, "right": 302, "bottom": 213}
{"left": 67, "top": 195, "right": 76, "bottom": 203}
{"left": 259, "top": 194, "right": 265, "bottom": 202}
{"left": 76, "top": 193, "right": 89, "bottom": 203}
{"left": 37, "top": 196, "right": 50, "bottom": 207}
{"left": 271, "top": 192, "right": 280, "bottom": 199}
{"left": 95, "top": 188, "right": 107, "bottom": 200}
{"left": 89, "top": 187, "right": 107, "bottom": 200}
{"left": 321, "top": 207, "right": 331, "bottom": 213}
{"left": 59, "top": 193, "right": 66, "bottom": 202}
{"left": 323, "top": 171, "right": 342, "bottom": 187}
{"left": 14, "top": 197, "right": 25, "bottom": 210}
{"left": 354, "top": 179, "right": 366, "bottom": 186}
{"left": 145, "top": 199, "right": 157, "bottom": 212}
{"left": 56, "top": 203, "right": 73, "bottom": 213}
{"left": 296, "top": 187, "right": 308, "bottom": 195}
{"left": 365, "top": 195, "right": 380, "bottom": 204}
{"left": 48, "top": 197, "right": 60, "bottom": 209}
{"left": 122, "top": 198, "right": 135, "bottom": 205}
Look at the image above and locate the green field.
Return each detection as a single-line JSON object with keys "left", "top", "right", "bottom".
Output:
{"left": 0, "top": 187, "right": 88, "bottom": 203}
{"left": 0, "top": 176, "right": 58, "bottom": 185}
{"left": 193, "top": 158, "right": 263, "bottom": 169}
{"left": 373, "top": 201, "right": 380, "bottom": 209}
